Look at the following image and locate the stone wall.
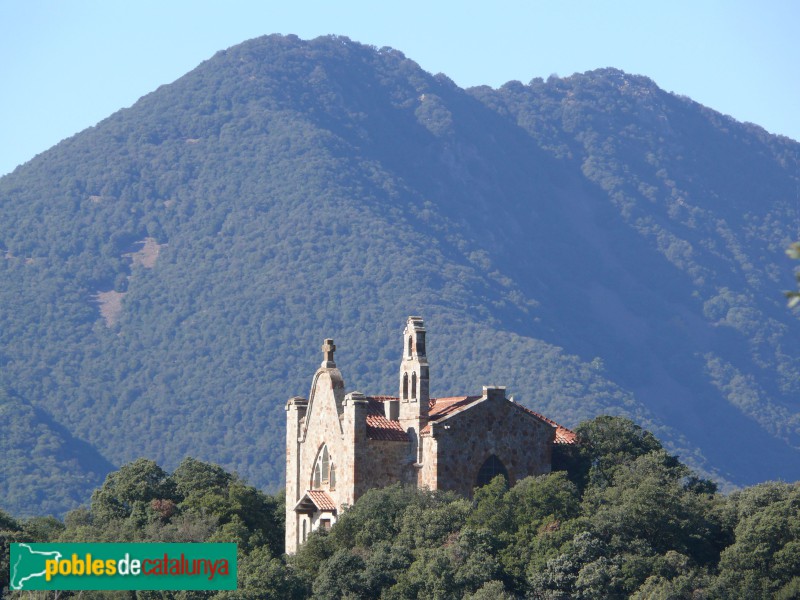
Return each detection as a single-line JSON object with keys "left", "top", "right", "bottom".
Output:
{"left": 430, "top": 396, "right": 554, "bottom": 498}
{"left": 285, "top": 396, "right": 306, "bottom": 554}
{"left": 286, "top": 366, "right": 350, "bottom": 553}
{"left": 418, "top": 434, "right": 438, "bottom": 490}
{"left": 357, "top": 439, "right": 413, "bottom": 499}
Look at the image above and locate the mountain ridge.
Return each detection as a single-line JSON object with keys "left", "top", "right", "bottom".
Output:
{"left": 1, "top": 34, "right": 798, "bottom": 516}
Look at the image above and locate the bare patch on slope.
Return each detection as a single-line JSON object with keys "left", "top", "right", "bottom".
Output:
{"left": 95, "top": 290, "right": 126, "bottom": 327}
{"left": 125, "top": 237, "right": 165, "bottom": 268}
{"left": 94, "top": 238, "right": 166, "bottom": 326}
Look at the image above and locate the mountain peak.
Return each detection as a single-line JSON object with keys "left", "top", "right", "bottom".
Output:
{"left": 1, "top": 35, "right": 798, "bottom": 516}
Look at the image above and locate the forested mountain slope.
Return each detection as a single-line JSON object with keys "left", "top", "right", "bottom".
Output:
{"left": 1, "top": 34, "right": 798, "bottom": 516}
{"left": 0, "top": 385, "right": 114, "bottom": 515}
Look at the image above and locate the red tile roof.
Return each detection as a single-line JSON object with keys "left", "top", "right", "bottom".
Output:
{"left": 554, "top": 429, "right": 577, "bottom": 444}
{"left": 421, "top": 395, "right": 576, "bottom": 444}
{"left": 365, "top": 397, "right": 408, "bottom": 441}
{"left": 361, "top": 394, "right": 576, "bottom": 445}
{"left": 517, "top": 405, "right": 577, "bottom": 444}
{"left": 420, "top": 396, "right": 481, "bottom": 435}
{"left": 306, "top": 490, "right": 337, "bottom": 512}
{"left": 294, "top": 490, "right": 337, "bottom": 513}
{"left": 428, "top": 396, "right": 482, "bottom": 420}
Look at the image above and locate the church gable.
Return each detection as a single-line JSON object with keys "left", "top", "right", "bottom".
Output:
{"left": 426, "top": 390, "right": 564, "bottom": 438}
{"left": 425, "top": 386, "right": 556, "bottom": 497}
{"left": 300, "top": 340, "right": 345, "bottom": 443}
{"left": 285, "top": 339, "right": 352, "bottom": 553}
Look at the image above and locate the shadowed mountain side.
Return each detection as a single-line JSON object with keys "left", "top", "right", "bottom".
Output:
{"left": 0, "top": 385, "right": 115, "bottom": 517}
{"left": 1, "top": 35, "right": 799, "bottom": 514}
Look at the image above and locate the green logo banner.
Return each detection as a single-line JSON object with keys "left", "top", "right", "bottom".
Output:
{"left": 10, "top": 543, "right": 237, "bottom": 591}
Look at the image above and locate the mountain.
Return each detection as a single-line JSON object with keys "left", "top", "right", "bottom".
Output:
{"left": 1, "top": 34, "right": 798, "bottom": 516}
{"left": 0, "top": 384, "right": 114, "bottom": 516}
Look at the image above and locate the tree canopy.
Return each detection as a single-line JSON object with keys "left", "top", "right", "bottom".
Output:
{"left": 2, "top": 416, "right": 798, "bottom": 599}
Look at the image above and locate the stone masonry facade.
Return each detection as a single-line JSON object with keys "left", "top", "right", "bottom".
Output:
{"left": 285, "top": 316, "right": 575, "bottom": 553}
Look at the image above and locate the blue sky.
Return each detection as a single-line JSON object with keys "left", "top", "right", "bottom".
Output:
{"left": 1, "top": 0, "right": 798, "bottom": 176}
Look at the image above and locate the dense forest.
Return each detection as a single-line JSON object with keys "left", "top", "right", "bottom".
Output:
{"left": 1, "top": 34, "right": 799, "bottom": 516}
{"left": 2, "top": 417, "right": 799, "bottom": 599}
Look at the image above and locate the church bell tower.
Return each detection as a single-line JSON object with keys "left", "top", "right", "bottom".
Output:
{"left": 399, "top": 316, "right": 429, "bottom": 428}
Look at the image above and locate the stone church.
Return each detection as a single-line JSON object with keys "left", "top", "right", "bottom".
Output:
{"left": 285, "top": 316, "right": 575, "bottom": 553}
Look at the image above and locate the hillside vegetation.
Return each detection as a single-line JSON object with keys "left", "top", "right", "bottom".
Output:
{"left": 1, "top": 34, "right": 799, "bottom": 516}
{"left": 2, "top": 417, "right": 799, "bottom": 599}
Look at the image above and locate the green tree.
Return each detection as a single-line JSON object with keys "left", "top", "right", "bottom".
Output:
{"left": 90, "top": 458, "right": 176, "bottom": 524}
{"left": 713, "top": 482, "right": 800, "bottom": 599}
{"left": 290, "top": 529, "right": 335, "bottom": 591}
{"left": 629, "top": 551, "right": 711, "bottom": 599}
{"left": 467, "top": 475, "right": 512, "bottom": 540}
{"left": 570, "top": 415, "right": 666, "bottom": 490}
{"left": 463, "top": 580, "right": 517, "bottom": 600}
{"left": 584, "top": 451, "right": 725, "bottom": 565}
{"left": 311, "top": 549, "right": 369, "bottom": 600}
{"left": 213, "top": 545, "right": 304, "bottom": 600}
{"left": 21, "top": 516, "right": 65, "bottom": 542}
{"left": 0, "top": 509, "right": 24, "bottom": 593}
{"left": 329, "top": 483, "right": 419, "bottom": 549}
{"left": 499, "top": 473, "right": 583, "bottom": 588}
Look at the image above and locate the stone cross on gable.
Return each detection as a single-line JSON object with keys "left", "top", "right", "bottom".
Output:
{"left": 321, "top": 338, "right": 336, "bottom": 368}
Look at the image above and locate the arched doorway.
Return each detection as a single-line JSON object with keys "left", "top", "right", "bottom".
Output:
{"left": 475, "top": 454, "right": 509, "bottom": 488}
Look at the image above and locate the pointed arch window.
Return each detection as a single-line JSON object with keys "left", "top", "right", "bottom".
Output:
{"left": 411, "top": 371, "right": 417, "bottom": 399}
{"left": 312, "top": 444, "right": 334, "bottom": 490}
{"left": 476, "top": 455, "right": 509, "bottom": 488}
{"left": 329, "top": 464, "right": 336, "bottom": 490}
{"left": 402, "top": 373, "right": 409, "bottom": 399}
{"left": 321, "top": 446, "right": 329, "bottom": 479}
{"left": 313, "top": 462, "right": 322, "bottom": 489}
{"left": 408, "top": 336, "right": 413, "bottom": 358}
